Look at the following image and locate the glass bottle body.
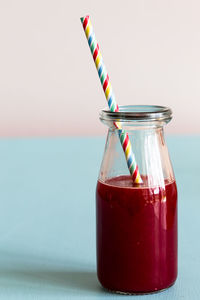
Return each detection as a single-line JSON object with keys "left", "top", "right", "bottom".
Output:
{"left": 96, "top": 106, "right": 178, "bottom": 294}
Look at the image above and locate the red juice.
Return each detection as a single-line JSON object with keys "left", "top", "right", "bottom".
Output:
{"left": 96, "top": 175, "right": 177, "bottom": 293}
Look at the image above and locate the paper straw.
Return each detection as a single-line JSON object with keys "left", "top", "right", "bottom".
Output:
{"left": 80, "top": 15, "right": 142, "bottom": 183}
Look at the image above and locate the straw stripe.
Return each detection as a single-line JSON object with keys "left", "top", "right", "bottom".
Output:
{"left": 90, "top": 40, "right": 96, "bottom": 54}
{"left": 81, "top": 15, "right": 143, "bottom": 184}
{"left": 111, "top": 103, "right": 115, "bottom": 112}
{"left": 88, "top": 34, "right": 93, "bottom": 46}
{"left": 98, "top": 64, "right": 103, "bottom": 77}
{"left": 108, "top": 96, "right": 112, "bottom": 108}
{"left": 127, "top": 156, "right": 133, "bottom": 168}
{"left": 132, "top": 165, "right": 139, "bottom": 182}
{"left": 105, "top": 82, "right": 111, "bottom": 99}
{"left": 123, "top": 135, "right": 129, "bottom": 151}
{"left": 100, "top": 72, "right": 106, "bottom": 85}
{"left": 125, "top": 141, "right": 131, "bottom": 158}
{"left": 85, "top": 23, "right": 91, "bottom": 39}
{"left": 95, "top": 53, "right": 101, "bottom": 69}
{"left": 119, "top": 129, "right": 126, "bottom": 144}
{"left": 82, "top": 16, "right": 89, "bottom": 30}
{"left": 93, "top": 44, "right": 99, "bottom": 60}
{"left": 103, "top": 75, "right": 109, "bottom": 91}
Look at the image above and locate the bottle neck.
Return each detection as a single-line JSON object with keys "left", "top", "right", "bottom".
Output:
{"left": 107, "top": 122, "right": 166, "bottom": 133}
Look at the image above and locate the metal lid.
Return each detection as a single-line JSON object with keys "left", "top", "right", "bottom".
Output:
{"left": 100, "top": 105, "right": 172, "bottom": 123}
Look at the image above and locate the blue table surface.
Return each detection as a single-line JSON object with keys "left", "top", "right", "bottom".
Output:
{"left": 0, "top": 136, "right": 199, "bottom": 299}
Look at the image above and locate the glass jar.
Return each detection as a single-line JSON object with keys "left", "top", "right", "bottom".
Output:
{"left": 96, "top": 105, "right": 178, "bottom": 294}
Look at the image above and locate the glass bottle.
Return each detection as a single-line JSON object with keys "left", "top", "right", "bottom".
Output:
{"left": 96, "top": 105, "right": 178, "bottom": 294}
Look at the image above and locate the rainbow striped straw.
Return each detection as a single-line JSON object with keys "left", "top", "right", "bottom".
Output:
{"left": 80, "top": 15, "right": 142, "bottom": 183}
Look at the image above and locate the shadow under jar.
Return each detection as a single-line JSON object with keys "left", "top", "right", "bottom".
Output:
{"left": 96, "top": 105, "right": 178, "bottom": 294}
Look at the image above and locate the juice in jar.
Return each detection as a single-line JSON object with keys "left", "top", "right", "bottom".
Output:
{"left": 96, "top": 175, "right": 177, "bottom": 293}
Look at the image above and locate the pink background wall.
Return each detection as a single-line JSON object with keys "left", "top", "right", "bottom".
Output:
{"left": 0, "top": 0, "right": 200, "bottom": 136}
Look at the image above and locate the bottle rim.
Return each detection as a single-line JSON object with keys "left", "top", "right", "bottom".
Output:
{"left": 100, "top": 105, "right": 172, "bottom": 123}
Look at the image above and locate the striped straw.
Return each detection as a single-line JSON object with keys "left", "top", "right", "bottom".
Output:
{"left": 80, "top": 15, "right": 142, "bottom": 183}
